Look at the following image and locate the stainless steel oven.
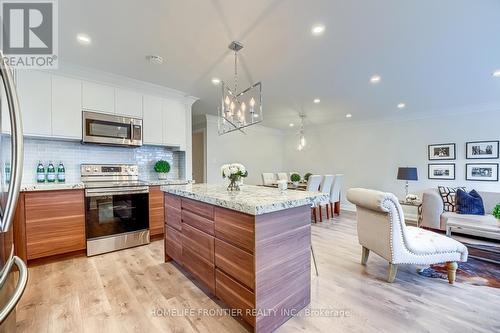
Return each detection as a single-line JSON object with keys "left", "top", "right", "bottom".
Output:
{"left": 82, "top": 111, "right": 143, "bottom": 147}
{"left": 82, "top": 164, "right": 149, "bottom": 256}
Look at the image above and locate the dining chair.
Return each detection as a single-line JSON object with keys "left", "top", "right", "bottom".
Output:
{"left": 318, "top": 175, "right": 334, "bottom": 222}
{"left": 276, "top": 172, "right": 288, "bottom": 181}
{"left": 329, "top": 174, "right": 344, "bottom": 217}
{"left": 261, "top": 173, "right": 276, "bottom": 185}
{"left": 306, "top": 175, "right": 322, "bottom": 223}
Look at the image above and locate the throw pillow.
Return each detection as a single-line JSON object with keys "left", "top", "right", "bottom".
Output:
{"left": 438, "top": 186, "right": 466, "bottom": 212}
{"left": 456, "top": 189, "right": 485, "bottom": 215}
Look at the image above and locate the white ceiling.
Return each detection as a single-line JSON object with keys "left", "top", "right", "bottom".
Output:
{"left": 59, "top": 0, "right": 500, "bottom": 128}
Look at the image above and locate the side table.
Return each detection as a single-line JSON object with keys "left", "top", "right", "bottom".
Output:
{"left": 399, "top": 200, "right": 423, "bottom": 227}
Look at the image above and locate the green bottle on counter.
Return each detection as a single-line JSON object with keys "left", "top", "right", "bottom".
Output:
{"left": 57, "top": 162, "right": 65, "bottom": 183}
{"left": 47, "top": 161, "right": 56, "bottom": 183}
{"left": 36, "top": 161, "right": 45, "bottom": 183}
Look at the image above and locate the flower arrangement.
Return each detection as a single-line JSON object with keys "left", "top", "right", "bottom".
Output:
{"left": 304, "top": 173, "right": 312, "bottom": 182}
{"left": 221, "top": 163, "right": 248, "bottom": 191}
{"left": 493, "top": 204, "right": 500, "bottom": 219}
{"left": 154, "top": 160, "right": 171, "bottom": 180}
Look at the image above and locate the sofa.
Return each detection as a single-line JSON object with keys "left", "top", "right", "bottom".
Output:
{"left": 421, "top": 188, "right": 500, "bottom": 232}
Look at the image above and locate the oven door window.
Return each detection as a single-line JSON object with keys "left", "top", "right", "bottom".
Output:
{"left": 86, "top": 119, "right": 131, "bottom": 140}
{"left": 86, "top": 193, "right": 149, "bottom": 239}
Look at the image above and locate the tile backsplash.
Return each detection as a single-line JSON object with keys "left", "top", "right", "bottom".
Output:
{"left": 22, "top": 138, "right": 185, "bottom": 183}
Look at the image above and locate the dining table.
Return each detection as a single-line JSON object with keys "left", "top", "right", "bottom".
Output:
{"left": 259, "top": 182, "right": 307, "bottom": 191}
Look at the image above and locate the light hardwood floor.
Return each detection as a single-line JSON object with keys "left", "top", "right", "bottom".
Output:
{"left": 16, "top": 212, "right": 500, "bottom": 333}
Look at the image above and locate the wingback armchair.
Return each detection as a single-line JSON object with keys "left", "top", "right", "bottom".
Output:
{"left": 347, "top": 188, "right": 468, "bottom": 284}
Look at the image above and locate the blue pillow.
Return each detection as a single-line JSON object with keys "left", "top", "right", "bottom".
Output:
{"left": 456, "top": 189, "right": 485, "bottom": 215}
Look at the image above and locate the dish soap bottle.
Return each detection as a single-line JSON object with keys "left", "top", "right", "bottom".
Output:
{"left": 36, "top": 161, "right": 45, "bottom": 183}
{"left": 57, "top": 162, "right": 65, "bottom": 183}
{"left": 47, "top": 161, "right": 56, "bottom": 183}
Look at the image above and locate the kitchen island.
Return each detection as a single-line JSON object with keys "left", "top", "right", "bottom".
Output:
{"left": 161, "top": 184, "right": 328, "bottom": 333}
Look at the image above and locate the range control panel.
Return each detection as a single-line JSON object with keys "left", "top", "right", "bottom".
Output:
{"left": 81, "top": 164, "right": 139, "bottom": 177}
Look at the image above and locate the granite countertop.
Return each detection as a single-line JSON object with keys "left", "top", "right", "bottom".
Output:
{"left": 141, "top": 179, "right": 190, "bottom": 186}
{"left": 20, "top": 182, "right": 85, "bottom": 192}
{"left": 160, "top": 183, "right": 329, "bottom": 215}
{"left": 20, "top": 178, "right": 189, "bottom": 192}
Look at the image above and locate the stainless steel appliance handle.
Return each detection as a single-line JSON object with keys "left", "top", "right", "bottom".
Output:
{"left": 0, "top": 51, "right": 24, "bottom": 233}
{"left": 85, "top": 187, "right": 149, "bottom": 197}
{"left": 0, "top": 256, "right": 28, "bottom": 324}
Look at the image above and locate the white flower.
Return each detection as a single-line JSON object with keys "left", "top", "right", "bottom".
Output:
{"left": 220, "top": 163, "right": 247, "bottom": 178}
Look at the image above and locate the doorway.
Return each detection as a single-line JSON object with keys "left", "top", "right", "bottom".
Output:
{"left": 192, "top": 130, "right": 205, "bottom": 183}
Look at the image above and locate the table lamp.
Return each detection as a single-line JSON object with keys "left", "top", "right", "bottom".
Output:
{"left": 397, "top": 167, "right": 418, "bottom": 197}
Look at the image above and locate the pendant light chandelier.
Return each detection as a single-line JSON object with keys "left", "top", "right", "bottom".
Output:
{"left": 218, "top": 41, "right": 263, "bottom": 135}
{"left": 297, "top": 114, "right": 306, "bottom": 151}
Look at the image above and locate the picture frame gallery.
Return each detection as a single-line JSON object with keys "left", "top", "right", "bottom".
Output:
{"left": 427, "top": 141, "right": 499, "bottom": 181}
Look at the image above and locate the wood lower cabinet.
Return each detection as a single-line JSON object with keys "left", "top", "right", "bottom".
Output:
{"left": 22, "top": 189, "right": 86, "bottom": 260}
{"left": 164, "top": 193, "right": 312, "bottom": 333}
{"left": 149, "top": 186, "right": 165, "bottom": 236}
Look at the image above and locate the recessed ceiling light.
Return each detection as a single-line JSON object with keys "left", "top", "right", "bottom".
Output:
{"left": 493, "top": 70, "right": 500, "bottom": 77}
{"left": 345, "top": 113, "right": 352, "bottom": 118}
{"left": 289, "top": 123, "right": 294, "bottom": 127}
{"left": 313, "top": 98, "right": 320, "bottom": 104}
{"left": 397, "top": 103, "right": 406, "bottom": 109}
{"left": 370, "top": 75, "right": 381, "bottom": 84}
{"left": 76, "top": 33, "right": 91, "bottom": 45}
{"left": 311, "top": 24, "right": 325, "bottom": 36}
{"left": 211, "top": 78, "right": 221, "bottom": 85}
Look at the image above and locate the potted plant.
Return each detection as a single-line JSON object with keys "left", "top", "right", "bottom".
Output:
{"left": 290, "top": 173, "right": 301, "bottom": 187}
{"left": 304, "top": 173, "right": 312, "bottom": 182}
{"left": 221, "top": 163, "right": 248, "bottom": 191}
{"left": 154, "top": 160, "right": 171, "bottom": 180}
{"left": 493, "top": 204, "right": 500, "bottom": 220}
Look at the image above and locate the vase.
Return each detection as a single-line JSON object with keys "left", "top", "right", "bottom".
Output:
{"left": 158, "top": 172, "right": 168, "bottom": 180}
{"left": 227, "top": 176, "right": 241, "bottom": 191}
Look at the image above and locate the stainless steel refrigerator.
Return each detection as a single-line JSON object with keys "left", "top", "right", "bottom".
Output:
{"left": 0, "top": 51, "right": 27, "bottom": 332}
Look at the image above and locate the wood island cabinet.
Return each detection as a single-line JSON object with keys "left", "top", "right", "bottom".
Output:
{"left": 164, "top": 192, "right": 311, "bottom": 332}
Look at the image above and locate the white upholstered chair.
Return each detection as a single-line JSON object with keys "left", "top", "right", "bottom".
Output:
{"left": 261, "top": 173, "right": 276, "bottom": 185}
{"left": 329, "top": 174, "right": 344, "bottom": 217}
{"left": 317, "top": 175, "right": 334, "bottom": 221}
{"left": 306, "top": 175, "right": 322, "bottom": 223}
{"left": 347, "top": 188, "right": 468, "bottom": 284}
{"left": 276, "top": 172, "right": 288, "bottom": 181}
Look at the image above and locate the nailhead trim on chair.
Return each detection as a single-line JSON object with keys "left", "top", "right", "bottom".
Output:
{"left": 380, "top": 197, "right": 464, "bottom": 264}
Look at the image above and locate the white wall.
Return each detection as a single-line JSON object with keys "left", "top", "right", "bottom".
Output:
{"left": 204, "top": 115, "right": 285, "bottom": 185}
{"left": 283, "top": 109, "right": 500, "bottom": 210}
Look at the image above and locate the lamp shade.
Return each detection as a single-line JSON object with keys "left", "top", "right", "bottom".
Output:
{"left": 397, "top": 167, "right": 418, "bottom": 181}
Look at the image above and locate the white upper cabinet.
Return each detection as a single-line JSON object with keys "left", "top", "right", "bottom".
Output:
{"left": 115, "top": 88, "right": 142, "bottom": 118}
{"left": 51, "top": 75, "right": 82, "bottom": 139}
{"left": 162, "top": 97, "right": 186, "bottom": 148}
{"left": 82, "top": 81, "right": 115, "bottom": 113}
{"left": 16, "top": 70, "right": 52, "bottom": 136}
{"left": 142, "top": 95, "right": 163, "bottom": 145}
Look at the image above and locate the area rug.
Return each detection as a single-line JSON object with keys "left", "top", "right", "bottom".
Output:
{"left": 417, "top": 243, "right": 500, "bottom": 288}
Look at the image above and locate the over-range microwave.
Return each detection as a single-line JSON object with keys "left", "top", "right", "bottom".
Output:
{"left": 82, "top": 111, "right": 143, "bottom": 147}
